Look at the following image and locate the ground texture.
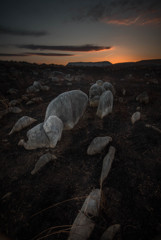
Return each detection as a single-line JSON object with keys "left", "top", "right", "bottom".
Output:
{"left": 0, "top": 61, "right": 161, "bottom": 240}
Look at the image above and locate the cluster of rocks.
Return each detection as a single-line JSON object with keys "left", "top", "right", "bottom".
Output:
{"left": 5, "top": 71, "right": 156, "bottom": 240}
{"left": 68, "top": 146, "right": 118, "bottom": 240}
{"left": 89, "top": 80, "right": 115, "bottom": 119}
{"left": 18, "top": 90, "right": 88, "bottom": 150}
{"left": 0, "top": 78, "right": 51, "bottom": 118}
{"left": 67, "top": 83, "right": 122, "bottom": 239}
{"left": 7, "top": 78, "right": 152, "bottom": 176}
{"left": 7, "top": 84, "right": 121, "bottom": 238}
{"left": 26, "top": 80, "right": 50, "bottom": 93}
{"left": 131, "top": 91, "right": 150, "bottom": 124}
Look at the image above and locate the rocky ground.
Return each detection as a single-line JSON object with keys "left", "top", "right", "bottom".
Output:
{"left": 0, "top": 60, "right": 161, "bottom": 240}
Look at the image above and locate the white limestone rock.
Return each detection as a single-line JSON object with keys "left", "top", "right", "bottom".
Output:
{"left": 100, "top": 146, "right": 116, "bottom": 187}
{"left": 100, "top": 224, "right": 121, "bottom": 240}
{"left": 89, "top": 83, "right": 103, "bottom": 100}
{"left": 18, "top": 115, "right": 64, "bottom": 150}
{"left": 131, "top": 111, "right": 141, "bottom": 124}
{"left": 8, "top": 107, "right": 22, "bottom": 113}
{"left": 102, "top": 82, "right": 115, "bottom": 95}
{"left": 43, "top": 116, "right": 63, "bottom": 148}
{"left": 87, "top": 136, "right": 112, "bottom": 155}
{"left": 9, "top": 116, "right": 37, "bottom": 135}
{"left": 81, "top": 189, "right": 101, "bottom": 217}
{"left": 31, "top": 153, "right": 57, "bottom": 175}
{"left": 89, "top": 83, "right": 105, "bottom": 107}
{"left": 18, "top": 123, "right": 50, "bottom": 150}
{"left": 44, "top": 90, "right": 88, "bottom": 130}
{"left": 96, "top": 90, "right": 113, "bottom": 119}
{"left": 68, "top": 189, "right": 101, "bottom": 240}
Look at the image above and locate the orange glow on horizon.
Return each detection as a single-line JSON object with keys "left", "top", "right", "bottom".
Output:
{"left": 36, "top": 55, "right": 159, "bottom": 65}
{"left": 0, "top": 45, "right": 160, "bottom": 66}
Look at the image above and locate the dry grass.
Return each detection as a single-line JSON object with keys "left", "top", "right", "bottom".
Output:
{"left": 32, "top": 225, "right": 72, "bottom": 240}
{"left": 31, "top": 196, "right": 87, "bottom": 218}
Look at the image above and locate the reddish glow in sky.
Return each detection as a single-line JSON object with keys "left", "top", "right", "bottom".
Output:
{"left": 0, "top": 0, "right": 161, "bottom": 65}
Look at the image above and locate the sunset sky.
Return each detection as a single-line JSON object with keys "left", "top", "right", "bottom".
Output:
{"left": 0, "top": 0, "right": 161, "bottom": 65}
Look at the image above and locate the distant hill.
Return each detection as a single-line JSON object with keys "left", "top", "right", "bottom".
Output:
{"left": 114, "top": 59, "right": 161, "bottom": 67}
{"left": 67, "top": 59, "right": 161, "bottom": 68}
{"left": 66, "top": 61, "right": 112, "bottom": 67}
{"left": 136, "top": 59, "right": 161, "bottom": 65}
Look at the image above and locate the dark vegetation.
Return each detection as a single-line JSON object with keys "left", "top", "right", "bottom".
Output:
{"left": 0, "top": 60, "right": 161, "bottom": 240}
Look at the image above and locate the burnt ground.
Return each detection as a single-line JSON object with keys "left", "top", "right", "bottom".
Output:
{"left": 0, "top": 61, "right": 161, "bottom": 240}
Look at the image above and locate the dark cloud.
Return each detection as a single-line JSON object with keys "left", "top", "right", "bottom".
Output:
{"left": 18, "top": 44, "right": 112, "bottom": 51}
{"left": 26, "top": 52, "right": 75, "bottom": 56}
{"left": 0, "top": 25, "right": 48, "bottom": 36}
{"left": 0, "top": 52, "right": 74, "bottom": 57}
{"left": 0, "top": 53, "right": 28, "bottom": 57}
{"left": 74, "top": 0, "right": 161, "bottom": 25}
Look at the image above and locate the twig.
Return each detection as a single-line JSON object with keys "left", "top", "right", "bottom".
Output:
{"left": 31, "top": 196, "right": 87, "bottom": 218}
{"left": 145, "top": 124, "right": 161, "bottom": 134}
{"left": 32, "top": 225, "right": 72, "bottom": 240}
{"left": 36, "top": 228, "right": 71, "bottom": 240}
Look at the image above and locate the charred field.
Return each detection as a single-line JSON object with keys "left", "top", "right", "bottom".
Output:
{"left": 0, "top": 60, "right": 161, "bottom": 240}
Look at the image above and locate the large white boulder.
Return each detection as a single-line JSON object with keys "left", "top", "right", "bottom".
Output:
{"left": 96, "top": 90, "right": 113, "bottom": 119}
{"left": 44, "top": 90, "right": 88, "bottom": 130}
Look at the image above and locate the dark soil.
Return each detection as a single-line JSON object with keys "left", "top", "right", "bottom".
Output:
{"left": 0, "top": 61, "right": 161, "bottom": 240}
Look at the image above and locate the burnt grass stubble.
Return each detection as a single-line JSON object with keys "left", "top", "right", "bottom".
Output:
{"left": 0, "top": 61, "right": 161, "bottom": 240}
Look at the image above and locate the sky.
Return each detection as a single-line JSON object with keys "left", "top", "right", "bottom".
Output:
{"left": 0, "top": 0, "right": 161, "bottom": 65}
